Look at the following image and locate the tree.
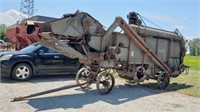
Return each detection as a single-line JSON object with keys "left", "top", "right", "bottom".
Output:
{"left": 0, "top": 24, "right": 7, "bottom": 42}
{"left": 188, "top": 38, "right": 200, "bottom": 56}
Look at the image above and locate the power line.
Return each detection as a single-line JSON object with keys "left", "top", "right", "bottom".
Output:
{"left": 19, "top": 0, "right": 34, "bottom": 21}
{"left": 139, "top": 14, "right": 163, "bottom": 30}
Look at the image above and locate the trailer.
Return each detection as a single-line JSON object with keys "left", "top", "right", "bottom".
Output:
{"left": 13, "top": 11, "right": 189, "bottom": 101}
{"left": 38, "top": 11, "right": 188, "bottom": 94}
{"left": 6, "top": 16, "right": 56, "bottom": 50}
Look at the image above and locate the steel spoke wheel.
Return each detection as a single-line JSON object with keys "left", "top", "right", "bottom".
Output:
{"left": 12, "top": 63, "right": 32, "bottom": 81}
{"left": 157, "top": 72, "right": 170, "bottom": 89}
{"left": 76, "top": 67, "right": 93, "bottom": 89}
{"left": 96, "top": 71, "right": 115, "bottom": 94}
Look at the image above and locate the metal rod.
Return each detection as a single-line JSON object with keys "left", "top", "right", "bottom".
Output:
{"left": 12, "top": 82, "right": 89, "bottom": 102}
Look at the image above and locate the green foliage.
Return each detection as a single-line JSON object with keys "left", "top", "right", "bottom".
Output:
{"left": 184, "top": 55, "right": 200, "bottom": 70}
{"left": 0, "top": 24, "right": 7, "bottom": 42}
{"left": 188, "top": 38, "right": 200, "bottom": 56}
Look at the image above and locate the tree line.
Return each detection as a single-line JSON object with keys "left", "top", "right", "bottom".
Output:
{"left": 0, "top": 24, "right": 7, "bottom": 42}
{"left": 188, "top": 38, "right": 200, "bottom": 56}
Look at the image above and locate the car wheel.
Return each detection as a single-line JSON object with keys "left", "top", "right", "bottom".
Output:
{"left": 11, "top": 63, "right": 33, "bottom": 81}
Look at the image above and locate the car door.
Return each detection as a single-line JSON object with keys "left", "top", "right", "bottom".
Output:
{"left": 35, "top": 47, "right": 67, "bottom": 74}
{"left": 62, "top": 55, "right": 80, "bottom": 72}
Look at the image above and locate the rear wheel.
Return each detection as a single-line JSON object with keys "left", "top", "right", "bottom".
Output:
{"left": 157, "top": 72, "right": 170, "bottom": 89}
{"left": 11, "top": 63, "right": 32, "bottom": 81}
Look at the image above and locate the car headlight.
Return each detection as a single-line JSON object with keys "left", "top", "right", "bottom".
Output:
{"left": 0, "top": 54, "right": 13, "bottom": 61}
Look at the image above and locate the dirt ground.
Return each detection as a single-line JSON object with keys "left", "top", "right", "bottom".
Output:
{"left": 0, "top": 74, "right": 200, "bottom": 112}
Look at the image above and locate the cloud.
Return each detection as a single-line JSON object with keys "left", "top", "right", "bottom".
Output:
{"left": 185, "top": 37, "right": 199, "bottom": 40}
{"left": 142, "top": 13, "right": 174, "bottom": 22}
{"left": 0, "top": 9, "right": 27, "bottom": 26}
{"left": 183, "top": 16, "right": 189, "bottom": 20}
{"left": 174, "top": 25, "right": 186, "bottom": 30}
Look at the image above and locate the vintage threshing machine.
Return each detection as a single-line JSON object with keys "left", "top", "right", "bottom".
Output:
{"left": 39, "top": 11, "right": 187, "bottom": 94}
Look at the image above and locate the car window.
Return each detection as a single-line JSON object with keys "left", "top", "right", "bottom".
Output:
{"left": 37, "top": 47, "right": 48, "bottom": 53}
{"left": 20, "top": 43, "right": 41, "bottom": 53}
{"left": 37, "top": 47, "right": 58, "bottom": 54}
{"left": 47, "top": 48, "right": 58, "bottom": 53}
{"left": 27, "top": 25, "right": 35, "bottom": 34}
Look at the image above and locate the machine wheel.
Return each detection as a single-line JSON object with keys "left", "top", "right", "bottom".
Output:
{"left": 76, "top": 67, "right": 93, "bottom": 89}
{"left": 157, "top": 72, "right": 170, "bottom": 89}
{"left": 96, "top": 71, "right": 115, "bottom": 94}
{"left": 11, "top": 63, "right": 32, "bottom": 81}
{"left": 134, "top": 66, "right": 146, "bottom": 80}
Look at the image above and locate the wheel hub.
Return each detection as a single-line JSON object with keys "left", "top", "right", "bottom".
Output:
{"left": 16, "top": 66, "right": 29, "bottom": 79}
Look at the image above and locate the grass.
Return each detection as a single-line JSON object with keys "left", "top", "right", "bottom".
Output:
{"left": 184, "top": 55, "right": 200, "bottom": 70}
{"left": 168, "top": 55, "right": 200, "bottom": 97}
{"left": 144, "top": 55, "right": 200, "bottom": 97}
{"left": 169, "top": 70, "right": 200, "bottom": 97}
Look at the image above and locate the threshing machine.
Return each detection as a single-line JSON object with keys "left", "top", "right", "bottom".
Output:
{"left": 37, "top": 11, "right": 188, "bottom": 94}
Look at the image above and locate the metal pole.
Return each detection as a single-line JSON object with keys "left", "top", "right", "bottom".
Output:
{"left": 12, "top": 82, "right": 90, "bottom": 102}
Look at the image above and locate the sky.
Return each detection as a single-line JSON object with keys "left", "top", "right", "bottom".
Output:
{"left": 0, "top": 0, "right": 200, "bottom": 39}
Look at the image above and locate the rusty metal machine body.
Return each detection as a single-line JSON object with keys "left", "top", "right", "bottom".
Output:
{"left": 39, "top": 11, "right": 187, "bottom": 94}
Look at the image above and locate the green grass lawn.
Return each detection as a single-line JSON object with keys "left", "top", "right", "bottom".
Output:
{"left": 144, "top": 55, "right": 200, "bottom": 97}
{"left": 184, "top": 55, "right": 200, "bottom": 71}
{"left": 168, "top": 55, "right": 200, "bottom": 97}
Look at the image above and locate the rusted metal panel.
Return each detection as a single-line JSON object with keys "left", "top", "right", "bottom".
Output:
{"left": 170, "top": 41, "right": 181, "bottom": 57}
{"left": 51, "top": 17, "right": 83, "bottom": 37}
{"left": 115, "top": 34, "right": 129, "bottom": 47}
{"left": 40, "top": 32, "right": 85, "bottom": 60}
{"left": 146, "top": 37, "right": 157, "bottom": 53}
{"left": 157, "top": 39, "right": 169, "bottom": 61}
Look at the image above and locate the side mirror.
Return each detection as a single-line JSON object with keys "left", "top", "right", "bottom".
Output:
{"left": 38, "top": 50, "right": 44, "bottom": 55}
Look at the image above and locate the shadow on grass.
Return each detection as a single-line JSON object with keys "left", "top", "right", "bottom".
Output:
{"left": 166, "top": 83, "right": 193, "bottom": 91}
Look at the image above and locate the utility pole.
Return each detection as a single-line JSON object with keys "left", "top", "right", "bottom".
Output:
{"left": 19, "top": 0, "right": 34, "bottom": 21}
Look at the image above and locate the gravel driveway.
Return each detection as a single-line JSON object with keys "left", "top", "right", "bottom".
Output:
{"left": 0, "top": 75, "right": 199, "bottom": 112}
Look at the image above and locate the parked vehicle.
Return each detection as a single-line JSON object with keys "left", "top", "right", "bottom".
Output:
{"left": 6, "top": 16, "right": 56, "bottom": 50}
{"left": 0, "top": 42, "right": 82, "bottom": 81}
{"left": 0, "top": 40, "right": 6, "bottom": 50}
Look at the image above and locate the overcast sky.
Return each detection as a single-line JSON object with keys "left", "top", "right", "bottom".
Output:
{"left": 0, "top": 0, "right": 199, "bottom": 39}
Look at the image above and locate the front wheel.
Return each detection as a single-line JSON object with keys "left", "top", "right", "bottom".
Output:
{"left": 76, "top": 67, "right": 93, "bottom": 89}
{"left": 96, "top": 71, "right": 115, "bottom": 94}
{"left": 11, "top": 63, "right": 33, "bottom": 81}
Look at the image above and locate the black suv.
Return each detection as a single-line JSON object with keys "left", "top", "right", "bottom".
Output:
{"left": 0, "top": 43, "right": 82, "bottom": 81}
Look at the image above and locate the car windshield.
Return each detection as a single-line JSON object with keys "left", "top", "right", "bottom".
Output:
{"left": 20, "top": 43, "right": 41, "bottom": 53}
